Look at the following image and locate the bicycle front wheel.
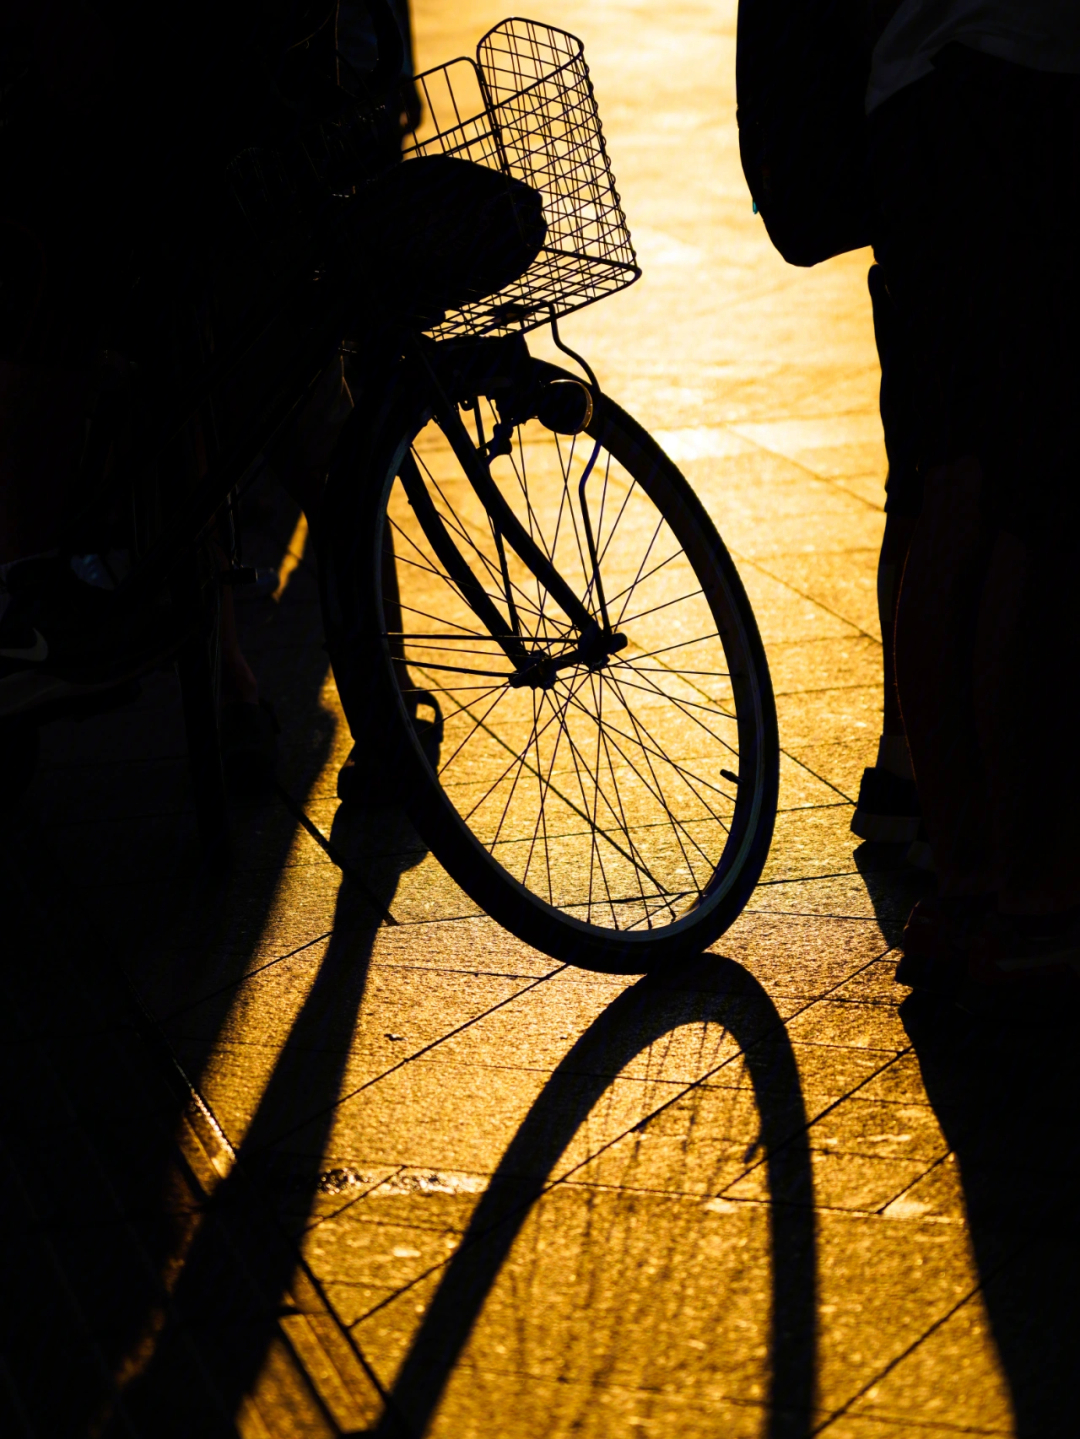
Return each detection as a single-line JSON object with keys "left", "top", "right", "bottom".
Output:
{"left": 325, "top": 368, "right": 778, "bottom": 972}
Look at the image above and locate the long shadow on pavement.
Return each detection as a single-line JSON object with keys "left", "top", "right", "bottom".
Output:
{"left": 111, "top": 801, "right": 423, "bottom": 1435}
{"left": 855, "top": 845, "right": 1080, "bottom": 1436}
{"left": 2, "top": 478, "right": 414, "bottom": 1435}
{"left": 899, "top": 990, "right": 1080, "bottom": 1438}
{"left": 372, "top": 954, "right": 818, "bottom": 1439}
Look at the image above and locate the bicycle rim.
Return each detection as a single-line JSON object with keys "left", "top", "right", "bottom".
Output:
{"left": 361, "top": 382, "right": 778, "bottom": 970}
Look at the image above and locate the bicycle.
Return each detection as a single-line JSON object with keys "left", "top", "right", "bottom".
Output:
{"left": 5, "top": 13, "right": 779, "bottom": 974}
{"left": 320, "top": 18, "right": 779, "bottom": 972}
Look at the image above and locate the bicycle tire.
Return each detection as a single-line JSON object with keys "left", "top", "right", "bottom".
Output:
{"left": 322, "top": 363, "right": 778, "bottom": 973}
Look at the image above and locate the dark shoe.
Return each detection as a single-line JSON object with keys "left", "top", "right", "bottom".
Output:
{"left": 0, "top": 555, "right": 175, "bottom": 718}
{"left": 337, "top": 689, "right": 443, "bottom": 807}
{"left": 337, "top": 742, "right": 400, "bottom": 806}
{"left": 851, "top": 765, "right": 921, "bottom": 844}
{"left": 220, "top": 698, "right": 279, "bottom": 792}
{"left": 965, "top": 910, "right": 1080, "bottom": 986}
{"left": 956, "top": 909, "right": 1080, "bottom": 1018}
{"left": 895, "top": 894, "right": 994, "bottom": 995}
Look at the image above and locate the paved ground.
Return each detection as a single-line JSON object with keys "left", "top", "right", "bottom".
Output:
{"left": 4, "top": 2, "right": 1080, "bottom": 1436}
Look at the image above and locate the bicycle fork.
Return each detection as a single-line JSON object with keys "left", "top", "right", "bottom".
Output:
{"left": 406, "top": 335, "right": 627, "bottom": 690}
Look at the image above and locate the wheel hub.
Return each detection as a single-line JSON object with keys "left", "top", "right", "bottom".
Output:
{"left": 508, "top": 623, "right": 628, "bottom": 689}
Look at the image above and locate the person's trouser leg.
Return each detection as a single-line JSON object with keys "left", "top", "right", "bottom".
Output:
{"left": 894, "top": 456, "right": 994, "bottom": 894}
{"left": 974, "top": 528, "right": 1080, "bottom": 913}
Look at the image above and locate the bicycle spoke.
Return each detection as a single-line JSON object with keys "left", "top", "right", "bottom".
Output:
{"left": 597, "top": 471, "right": 639, "bottom": 568}
{"left": 622, "top": 634, "right": 723, "bottom": 663}
{"left": 415, "top": 448, "right": 568, "bottom": 629}
{"left": 398, "top": 599, "right": 493, "bottom": 640}
{"left": 607, "top": 666, "right": 738, "bottom": 725}
{"left": 540, "top": 681, "right": 674, "bottom": 907}
{"left": 559, "top": 676, "right": 734, "bottom": 811}
{"left": 604, "top": 546, "right": 686, "bottom": 614}
{"left": 610, "top": 662, "right": 741, "bottom": 754}
{"left": 613, "top": 512, "right": 666, "bottom": 627}
{"left": 557, "top": 669, "right": 619, "bottom": 926}
{"left": 590, "top": 669, "right": 651, "bottom": 924}
{"left": 596, "top": 670, "right": 715, "bottom": 884}
{"left": 377, "top": 396, "right": 773, "bottom": 943}
{"left": 618, "top": 587, "right": 707, "bottom": 627}
{"left": 593, "top": 671, "right": 737, "bottom": 819}
{"left": 488, "top": 683, "right": 546, "bottom": 852}
{"left": 562, "top": 675, "right": 727, "bottom": 871}
{"left": 452, "top": 681, "right": 578, "bottom": 820}
{"left": 523, "top": 670, "right": 589, "bottom": 900}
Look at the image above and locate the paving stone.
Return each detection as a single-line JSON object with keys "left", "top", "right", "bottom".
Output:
{"left": 844, "top": 1292, "right": 1015, "bottom": 1434}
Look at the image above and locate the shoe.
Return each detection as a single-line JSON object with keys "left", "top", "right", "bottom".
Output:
{"left": 0, "top": 555, "right": 175, "bottom": 719}
{"left": 895, "top": 894, "right": 994, "bottom": 994}
{"left": 851, "top": 765, "right": 921, "bottom": 843}
{"left": 964, "top": 910, "right": 1080, "bottom": 986}
{"left": 337, "top": 689, "right": 443, "bottom": 807}
{"left": 955, "top": 909, "right": 1080, "bottom": 1017}
{"left": 220, "top": 698, "right": 279, "bottom": 793}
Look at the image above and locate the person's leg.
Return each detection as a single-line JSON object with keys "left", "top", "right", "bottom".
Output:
{"left": 851, "top": 264, "right": 921, "bottom": 841}
{"left": 893, "top": 456, "right": 995, "bottom": 896}
{"left": 872, "top": 50, "right": 1080, "bottom": 986}
{"left": 877, "top": 508, "right": 916, "bottom": 764}
{"left": 974, "top": 528, "right": 1080, "bottom": 914}
{"left": 867, "top": 260, "right": 921, "bottom": 776}
{"left": 959, "top": 57, "right": 1080, "bottom": 957}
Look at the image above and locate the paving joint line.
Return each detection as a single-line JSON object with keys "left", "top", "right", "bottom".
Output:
{"left": 776, "top": 749, "right": 857, "bottom": 804}
{"left": 349, "top": 944, "right": 900, "bottom": 1327}
{"left": 255, "top": 964, "right": 571, "bottom": 1152}
{"left": 273, "top": 779, "right": 400, "bottom": 926}
{"left": 808, "top": 1178, "right": 1080, "bottom": 1435}
{"left": 730, "top": 547, "right": 881, "bottom": 646}
{"left": 164, "top": 928, "right": 335, "bottom": 1021}
{"left": 722, "top": 426, "right": 888, "bottom": 515}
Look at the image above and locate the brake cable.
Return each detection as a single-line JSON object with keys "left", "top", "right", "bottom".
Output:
{"left": 548, "top": 309, "right": 612, "bottom": 635}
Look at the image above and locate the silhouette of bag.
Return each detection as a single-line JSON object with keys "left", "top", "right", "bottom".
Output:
{"left": 736, "top": 0, "right": 872, "bottom": 266}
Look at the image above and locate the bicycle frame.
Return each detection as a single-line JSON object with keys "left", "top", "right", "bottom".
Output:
{"left": 401, "top": 333, "right": 626, "bottom": 688}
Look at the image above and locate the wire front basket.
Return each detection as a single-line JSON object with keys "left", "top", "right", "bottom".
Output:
{"left": 404, "top": 18, "right": 639, "bottom": 339}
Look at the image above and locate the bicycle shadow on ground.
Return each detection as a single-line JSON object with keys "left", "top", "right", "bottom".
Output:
{"left": 111, "top": 799, "right": 424, "bottom": 1434}
{"left": 5, "top": 474, "right": 425, "bottom": 1433}
{"left": 372, "top": 954, "right": 818, "bottom": 1439}
{"left": 898, "top": 989, "right": 1080, "bottom": 1437}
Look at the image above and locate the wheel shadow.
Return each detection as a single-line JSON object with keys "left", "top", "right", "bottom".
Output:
{"left": 372, "top": 954, "right": 818, "bottom": 1439}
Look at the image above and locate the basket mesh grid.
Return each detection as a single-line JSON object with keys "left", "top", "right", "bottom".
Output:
{"left": 404, "top": 18, "right": 639, "bottom": 339}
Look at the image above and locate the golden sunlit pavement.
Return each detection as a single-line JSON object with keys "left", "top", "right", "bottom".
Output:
{"left": 7, "top": 3, "right": 1076, "bottom": 1437}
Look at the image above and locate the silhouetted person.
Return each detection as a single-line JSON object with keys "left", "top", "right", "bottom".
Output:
{"left": 862, "top": 4, "right": 1080, "bottom": 994}
{"left": 0, "top": 1, "right": 411, "bottom": 783}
